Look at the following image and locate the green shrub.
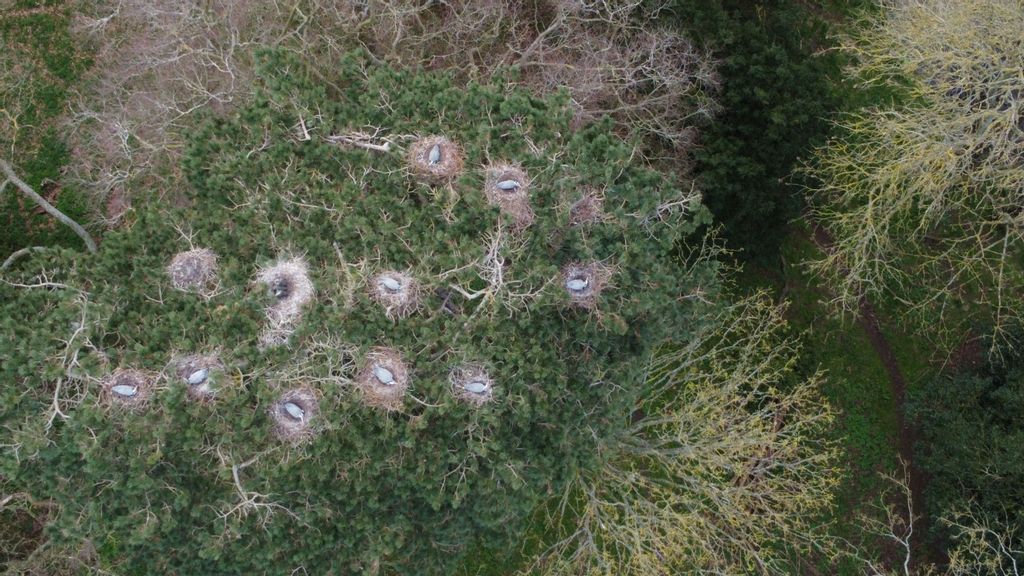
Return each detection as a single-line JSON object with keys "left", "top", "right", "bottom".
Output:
{"left": 668, "top": 0, "right": 840, "bottom": 260}
{"left": 1, "top": 7, "right": 94, "bottom": 257}
{"left": 0, "top": 50, "right": 718, "bottom": 575}
{"left": 910, "top": 341, "right": 1024, "bottom": 549}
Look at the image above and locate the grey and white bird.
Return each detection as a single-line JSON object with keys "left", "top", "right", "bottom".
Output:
{"left": 187, "top": 368, "right": 209, "bottom": 385}
{"left": 112, "top": 384, "right": 138, "bottom": 397}
{"left": 380, "top": 276, "right": 402, "bottom": 292}
{"left": 566, "top": 277, "right": 589, "bottom": 292}
{"left": 373, "top": 365, "right": 396, "bottom": 385}
{"left": 283, "top": 402, "right": 305, "bottom": 420}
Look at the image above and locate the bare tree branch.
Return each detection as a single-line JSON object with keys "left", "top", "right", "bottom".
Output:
{"left": 1, "top": 246, "right": 47, "bottom": 271}
{"left": 0, "top": 160, "right": 97, "bottom": 253}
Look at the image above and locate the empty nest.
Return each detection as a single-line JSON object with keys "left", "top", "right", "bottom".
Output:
{"left": 568, "top": 189, "right": 607, "bottom": 227}
{"left": 167, "top": 248, "right": 219, "bottom": 295}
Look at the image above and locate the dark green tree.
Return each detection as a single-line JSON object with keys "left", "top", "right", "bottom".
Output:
{"left": 668, "top": 0, "right": 840, "bottom": 259}
{"left": 910, "top": 340, "right": 1024, "bottom": 553}
{"left": 0, "top": 49, "right": 718, "bottom": 575}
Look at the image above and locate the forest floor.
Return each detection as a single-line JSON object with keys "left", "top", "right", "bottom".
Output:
{"left": 738, "top": 220, "right": 938, "bottom": 574}
{"left": 811, "top": 222, "right": 934, "bottom": 571}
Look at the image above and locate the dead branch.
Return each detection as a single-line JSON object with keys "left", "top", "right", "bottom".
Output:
{"left": 0, "top": 160, "right": 97, "bottom": 253}
{"left": 1, "top": 246, "right": 47, "bottom": 271}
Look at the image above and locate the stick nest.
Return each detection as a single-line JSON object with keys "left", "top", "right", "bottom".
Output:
{"left": 356, "top": 347, "right": 409, "bottom": 411}
{"left": 449, "top": 364, "right": 495, "bottom": 406}
{"left": 562, "top": 261, "right": 614, "bottom": 309}
{"left": 167, "top": 248, "right": 219, "bottom": 295}
{"left": 408, "top": 136, "right": 464, "bottom": 182}
{"left": 171, "top": 354, "right": 225, "bottom": 401}
{"left": 370, "top": 270, "right": 421, "bottom": 319}
{"left": 483, "top": 163, "right": 534, "bottom": 229}
{"left": 101, "top": 368, "right": 154, "bottom": 410}
{"left": 569, "top": 189, "right": 607, "bottom": 226}
{"left": 271, "top": 388, "right": 320, "bottom": 442}
{"left": 256, "top": 257, "right": 315, "bottom": 348}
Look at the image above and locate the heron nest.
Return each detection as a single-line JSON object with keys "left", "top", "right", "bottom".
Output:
{"left": 369, "top": 270, "right": 420, "bottom": 319}
{"left": 171, "top": 354, "right": 225, "bottom": 401}
{"left": 356, "top": 347, "right": 409, "bottom": 411}
{"left": 483, "top": 163, "right": 534, "bottom": 228}
{"left": 256, "top": 257, "right": 315, "bottom": 348}
{"left": 408, "top": 136, "right": 464, "bottom": 181}
{"left": 166, "top": 248, "right": 219, "bottom": 295}
{"left": 271, "top": 387, "right": 320, "bottom": 442}
{"left": 101, "top": 368, "right": 154, "bottom": 409}
{"left": 449, "top": 364, "right": 495, "bottom": 406}
{"left": 568, "top": 189, "right": 607, "bottom": 226}
{"left": 562, "top": 261, "right": 614, "bottom": 309}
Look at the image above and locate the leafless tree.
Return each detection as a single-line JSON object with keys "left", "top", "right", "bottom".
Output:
{"left": 529, "top": 294, "right": 842, "bottom": 575}
{"left": 805, "top": 0, "right": 1024, "bottom": 354}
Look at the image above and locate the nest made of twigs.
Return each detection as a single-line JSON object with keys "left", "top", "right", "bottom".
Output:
{"left": 369, "top": 270, "right": 421, "bottom": 320}
{"left": 256, "top": 257, "right": 315, "bottom": 348}
{"left": 449, "top": 364, "right": 495, "bottom": 406}
{"left": 408, "top": 136, "right": 464, "bottom": 182}
{"left": 562, "top": 261, "right": 614, "bottom": 309}
{"left": 568, "top": 189, "right": 607, "bottom": 226}
{"left": 171, "top": 354, "right": 225, "bottom": 401}
{"left": 167, "top": 248, "right": 219, "bottom": 295}
{"left": 356, "top": 347, "right": 409, "bottom": 411}
{"left": 483, "top": 163, "right": 534, "bottom": 228}
{"left": 271, "top": 387, "right": 320, "bottom": 442}
{"left": 101, "top": 368, "right": 154, "bottom": 409}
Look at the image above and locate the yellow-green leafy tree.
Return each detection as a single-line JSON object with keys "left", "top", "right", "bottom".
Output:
{"left": 806, "top": 0, "right": 1024, "bottom": 350}
{"left": 528, "top": 295, "right": 841, "bottom": 575}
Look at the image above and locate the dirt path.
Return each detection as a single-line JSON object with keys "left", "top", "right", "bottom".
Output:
{"left": 810, "top": 222, "right": 932, "bottom": 571}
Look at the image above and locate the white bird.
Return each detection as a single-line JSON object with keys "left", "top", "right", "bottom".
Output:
{"left": 428, "top": 144, "right": 442, "bottom": 165}
{"left": 464, "top": 381, "right": 489, "bottom": 394}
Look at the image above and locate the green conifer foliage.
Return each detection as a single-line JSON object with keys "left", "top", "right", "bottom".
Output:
{"left": 0, "top": 50, "right": 718, "bottom": 574}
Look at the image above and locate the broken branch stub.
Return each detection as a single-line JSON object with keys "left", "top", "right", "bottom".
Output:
{"left": 0, "top": 159, "right": 97, "bottom": 253}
